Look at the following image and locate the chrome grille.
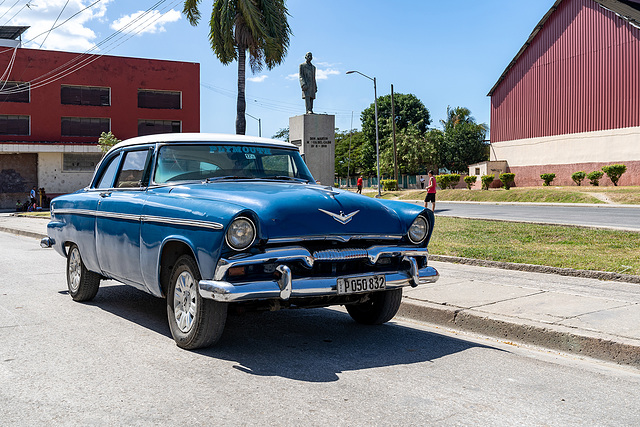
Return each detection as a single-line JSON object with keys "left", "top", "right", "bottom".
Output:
{"left": 312, "top": 248, "right": 368, "bottom": 262}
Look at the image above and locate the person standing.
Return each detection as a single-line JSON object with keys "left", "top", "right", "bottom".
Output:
{"left": 356, "top": 176, "right": 363, "bottom": 194}
{"left": 420, "top": 175, "right": 425, "bottom": 189}
{"left": 424, "top": 170, "right": 436, "bottom": 211}
{"left": 30, "top": 186, "right": 37, "bottom": 206}
{"left": 299, "top": 52, "right": 317, "bottom": 114}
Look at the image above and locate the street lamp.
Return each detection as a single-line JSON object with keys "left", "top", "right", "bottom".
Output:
{"left": 346, "top": 70, "right": 381, "bottom": 198}
{"left": 246, "top": 113, "right": 262, "bottom": 137}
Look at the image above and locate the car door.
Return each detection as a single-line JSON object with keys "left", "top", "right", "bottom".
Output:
{"left": 95, "top": 147, "right": 153, "bottom": 288}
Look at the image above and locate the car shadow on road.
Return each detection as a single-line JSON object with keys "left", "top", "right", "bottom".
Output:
{"left": 88, "top": 282, "right": 504, "bottom": 383}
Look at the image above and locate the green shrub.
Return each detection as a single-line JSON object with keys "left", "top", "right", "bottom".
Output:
{"left": 587, "top": 170, "right": 604, "bottom": 186}
{"left": 571, "top": 171, "right": 586, "bottom": 186}
{"left": 480, "top": 174, "right": 494, "bottom": 190}
{"left": 381, "top": 179, "right": 397, "bottom": 191}
{"left": 601, "top": 164, "right": 627, "bottom": 186}
{"left": 540, "top": 173, "right": 556, "bottom": 186}
{"left": 464, "top": 175, "right": 477, "bottom": 189}
{"left": 448, "top": 174, "right": 461, "bottom": 189}
{"left": 499, "top": 173, "right": 515, "bottom": 190}
{"left": 435, "top": 174, "right": 450, "bottom": 190}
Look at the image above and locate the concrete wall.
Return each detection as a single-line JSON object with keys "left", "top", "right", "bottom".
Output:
{"left": 491, "top": 126, "right": 640, "bottom": 186}
{"left": 0, "top": 153, "right": 37, "bottom": 209}
{"left": 38, "top": 152, "right": 96, "bottom": 194}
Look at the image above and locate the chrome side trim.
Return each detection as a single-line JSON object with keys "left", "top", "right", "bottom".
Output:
{"left": 141, "top": 215, "right": 224, "bottom": 230}
{"left": 199, "top": 265, "right": 439, "bottom": 302}
{"left": 52, "top": 208, "right": 223, "bottom": 230}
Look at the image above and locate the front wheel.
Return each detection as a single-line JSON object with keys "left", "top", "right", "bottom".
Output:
{"left": 66, "top": 244, "right": 100, "bottom": 302}
{"left": 167, "top": 255, "right": 227, "bottom": 350}
{"left": 346, "top": 289, "right": 403, "bottom": 325}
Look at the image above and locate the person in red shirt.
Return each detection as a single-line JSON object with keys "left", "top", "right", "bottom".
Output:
{"left": 424, "top": 170, "right": 436, "bottom": 211}
{"left": 357, "top": 176, "right": 363, "bottom": 194}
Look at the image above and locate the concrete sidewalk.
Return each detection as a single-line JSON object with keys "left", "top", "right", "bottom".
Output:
{"left": 2, "top": 212, "right": 640, "bottom": 368}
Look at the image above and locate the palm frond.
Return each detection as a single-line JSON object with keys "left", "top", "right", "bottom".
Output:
{"left": 182, "top": 0, "right": 202, "bottom": 25}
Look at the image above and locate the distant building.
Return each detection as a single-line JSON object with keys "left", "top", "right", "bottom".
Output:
{"left": 487, "top": 0, "right": 640, "bottom": 187}
{"left": 0, "top": 26, "right": 200, "bottom": 209}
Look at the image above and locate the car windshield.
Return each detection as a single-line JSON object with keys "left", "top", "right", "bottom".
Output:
{"left": 153, "top": 143, "right": 315, "bottom": 184}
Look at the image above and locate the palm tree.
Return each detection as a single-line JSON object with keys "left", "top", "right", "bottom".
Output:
{"left": 183, "top": 0, "right": 291, "bottom": 135}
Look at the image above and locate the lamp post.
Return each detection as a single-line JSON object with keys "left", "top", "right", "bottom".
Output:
{"left": 346, "top": 70, "right": 381, "bottom": 198}
{"left": 245, "top": 113, "right": 262, "bottom": 137}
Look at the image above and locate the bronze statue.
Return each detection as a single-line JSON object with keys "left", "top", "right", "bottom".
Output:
{"left": 299, "top": 52, "right": 317, "bottom": 114}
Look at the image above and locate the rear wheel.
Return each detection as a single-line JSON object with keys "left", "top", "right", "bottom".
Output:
{"left": 66, "top": 244, "right": 100, "bottom": 302}
{"left": 167, "top": 255, "right": 227, "bottom": 350}
{"left": 346, "top": 289, "right": 403, "bottom": 325}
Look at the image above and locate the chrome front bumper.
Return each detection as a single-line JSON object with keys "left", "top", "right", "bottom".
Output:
{"left": 199, "top": 245, "right": 439, "bottom": 303}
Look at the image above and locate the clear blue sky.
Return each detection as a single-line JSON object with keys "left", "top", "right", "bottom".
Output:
{"left": 6, "top": 0, "right": 557, "bottom": 139}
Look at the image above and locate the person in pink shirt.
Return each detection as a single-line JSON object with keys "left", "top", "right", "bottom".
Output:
{"left": 424, "top": 170, "right": 436, "bottom": 211}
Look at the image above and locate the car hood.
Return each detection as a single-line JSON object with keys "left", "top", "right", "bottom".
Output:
{"left": 164, "top": 181, "right": 423, "bottom": 240}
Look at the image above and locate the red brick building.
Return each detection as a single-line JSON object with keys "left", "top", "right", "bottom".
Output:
{"left": 0, "top": 29, "right": 199, "bottom": 208}
{"left": 488, "top": 0, "right": 640, "bottom": 186}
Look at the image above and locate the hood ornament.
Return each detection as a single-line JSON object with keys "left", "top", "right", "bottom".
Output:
{"left": 318, "top": 209, "right": 360, "bottom": 225}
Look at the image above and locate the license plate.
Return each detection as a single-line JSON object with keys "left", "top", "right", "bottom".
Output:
{"left": 337, "top": 274, "right": 386, "bottom": 295}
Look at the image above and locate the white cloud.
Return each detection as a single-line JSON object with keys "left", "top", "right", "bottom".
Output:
{"left": 286, "top": 67, "right": 340, "bottom": 81}
{"left": 316, "top": 68, "right": 339, "bottom": 80}
{"left": 8, "top": 0, "right": 111, "bottom": 51}
{"left": 248, "top": 74, "right": 268, "bottom": 83}
{"left": 110, "top": 9, "right": 181, "bottom": 35}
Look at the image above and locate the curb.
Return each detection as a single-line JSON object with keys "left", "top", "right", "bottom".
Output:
{"left": 429, "top": 254, "right": 640, "bottom": 284}
{"left": 0, "top": 226, "right": 46, "bottom": 240}
{"left": 397, "top": 299, "right": 640, "bottom": 368}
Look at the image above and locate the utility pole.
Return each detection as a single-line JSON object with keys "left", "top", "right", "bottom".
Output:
{"left": 391, "top": 84, "right": 398, "bottom": 187}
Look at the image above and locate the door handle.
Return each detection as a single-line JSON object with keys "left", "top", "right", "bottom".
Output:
{"left": 99, "top": 192, "right": 112, "bottom": 198}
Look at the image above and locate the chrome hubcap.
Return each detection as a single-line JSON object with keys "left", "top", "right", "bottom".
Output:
{"left": 68, "top": 248, "right": 81, "bottom": 292}
{"left": 174, "top": 271, "right": 197, "bottom": 333}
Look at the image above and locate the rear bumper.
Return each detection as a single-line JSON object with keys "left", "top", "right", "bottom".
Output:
{"left": 199, "top": 245, "right": 439, "bottom": 302}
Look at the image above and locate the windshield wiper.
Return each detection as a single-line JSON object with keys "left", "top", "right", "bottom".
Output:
{"left": 258, "top": 176, "right": 309, "bottom": 183}
{"left": 205, "top": 176, "right": 251, "bottom": 182}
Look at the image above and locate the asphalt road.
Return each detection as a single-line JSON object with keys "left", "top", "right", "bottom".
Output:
{"left": 2, "top": 232, "right": 640, "bottom": 425}
{"left": 434, "top": 202, "right": 640, "bottom": 231}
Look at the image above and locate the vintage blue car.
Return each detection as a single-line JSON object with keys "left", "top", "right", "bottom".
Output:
{"left": 42, "top": 133, "right": 439, "bottom": 349}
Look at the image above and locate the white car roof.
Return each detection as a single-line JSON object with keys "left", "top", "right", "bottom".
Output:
{"left": 109, "top": 132, "right": 297, "bottom": 152}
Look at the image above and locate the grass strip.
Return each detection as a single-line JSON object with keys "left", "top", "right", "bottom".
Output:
{"left": 429, "top": 217, "right": 640, "bottom": 275}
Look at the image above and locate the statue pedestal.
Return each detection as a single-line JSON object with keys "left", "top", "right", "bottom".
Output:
{"left": 289, "top": 114, "right": 335, "bottom": 186}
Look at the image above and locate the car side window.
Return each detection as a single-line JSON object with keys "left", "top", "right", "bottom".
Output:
{"left": 114, "top": 150, "right": 151, "bottom": 189}
{"left": 95, "top": 155, "right": 121, "bottom": 189}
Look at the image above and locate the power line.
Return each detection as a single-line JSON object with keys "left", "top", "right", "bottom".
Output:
{"left": 0, "top": 0, "right": 180, "bottom": 96}
{"left": 0, "top": 0, "right": 21, "bottom": 23}
{"left": 39, "top": 0, "right": 70, "bottom": 49}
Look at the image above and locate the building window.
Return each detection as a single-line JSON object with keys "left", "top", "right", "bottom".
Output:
{"left": 138, "top": 89, "right": 181, "bottom": 109}
{"left": 138, "top": 120, "right": 181, "bottom": 136}
{"left": 61, "top": 85, "right": 110, "bottom": 106}
{"left": 475, "top": 168, "right": 480, "bottom": 175}
{"left": 63, "top": 153, "right": 103, "bottom": 172}
{"left": 0, "top": 115, "right": 29, "bottom": 135}
{"left": 61, "top": 117, "right": 110, "bottom": 137}
{"left": 0, "top": 81, "right": 29, "bottom": 103}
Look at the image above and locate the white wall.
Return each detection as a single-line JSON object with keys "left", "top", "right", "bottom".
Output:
{"left": 490, "top": 126, "right": 640, "bottom": 166}
{"left": 38, "top": 152, "right": 97, "bottom": 194}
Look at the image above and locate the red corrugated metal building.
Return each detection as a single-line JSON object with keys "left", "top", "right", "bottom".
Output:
{"left": 488, "top": 0, "right": 640, "bottom": 186}
{"left": 0, "top": 30, "right": 200, "bottom": 209}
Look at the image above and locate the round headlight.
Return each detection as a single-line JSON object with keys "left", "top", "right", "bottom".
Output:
{"left": 408, "top": 216, "right": 428, "bottom": 244}
{"left": 225, "top": 217, "right": 256, "bottom": 251}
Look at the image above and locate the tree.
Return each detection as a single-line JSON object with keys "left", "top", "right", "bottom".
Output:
{"left": 272, "top": 127, "right": 289, "bottom": 141}
{"left": 183, "top": 0, "right": 291, "bottom": 135}
{"left": 601, "top": 164, "right": 627, "bottom": 186}
{"left": 335, "top": 129, "right": 371, "bottom": 178}
{"left": 438, "top": 106, "right": 488, "bottom": 173}
{"left": 379, "top": 125, "right": 439, "bottom": 176}
{"left": 98, "top": 131, "right": 121, "bottom": 154}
